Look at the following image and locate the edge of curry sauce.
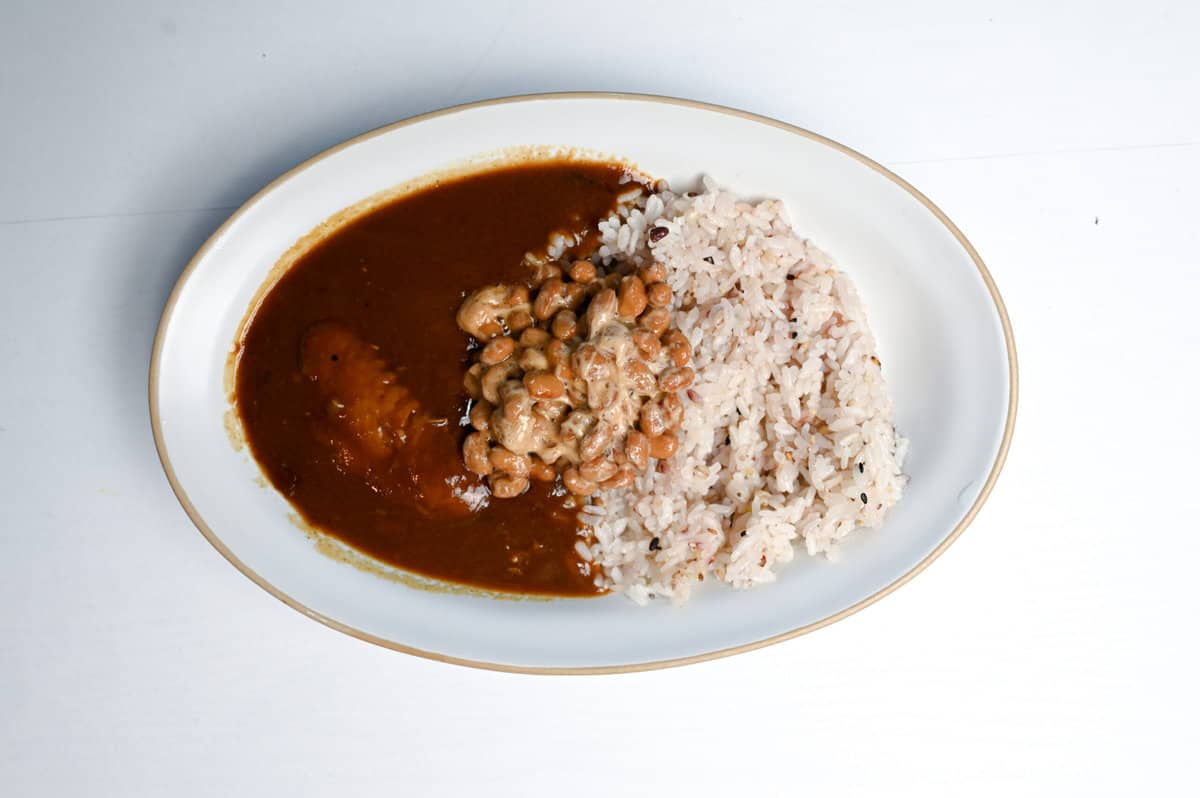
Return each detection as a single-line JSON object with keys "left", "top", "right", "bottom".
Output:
{"left": 225, "top": 148, "right": 647, "bottom": 599}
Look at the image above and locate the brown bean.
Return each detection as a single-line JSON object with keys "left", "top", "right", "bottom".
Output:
{"left": 579, "top": 458, "right": 619, "bottom": 483}
{"left": 528, "top": 458, "right": 557, "bottom": 482}
{"left": 617, "top": 276, "right": 648, "bottom": 318}
{"left": 463, "top": 432, "right": 493, "bottom": 475}
{"left": 581, "top": 422, "right": 614, "bottom": 461}
{"left": 481, "top": 362, "right": 517, "bottom": 404}
{"left": 599, "top": 466, "right": 635, "bottom": 491}
{"left": 507, "top": 309, "right": 534, "bottom": 334}
{"left": 624, "top": 358, "right": 656, "bottom": 393}
{"left": 625, "top": 430, "right": 649, "bottom": 471}
{"left": 631, "top": 329, "right": 662, "bottom": 360}
{"left": 648, "top": 432, "right": 678, "bottom": 459}
{"left": 489, "top": 446, "right": 530, "bottom": 478}
{"left": 533, "top": 278, "right": 571, "bottom": 320}
{"left": 662, "top": 330, "right": 691, "bottom": 366}
{"left": 639, "top": 402, "right": 668, "bottom": 437}
{"left": 468, "top": 400, "right": 493, "bottom": 432}
{"left": 563, "top": 282, "right": 588, "bottom": 311}
{"left": 661, "top": 392, "right": 684, "bottom": 431}
{"left": 480, "top": 336, "right": 515, "bottom": 365}
{"left": 505, "top": 285, "right": 530, "bottom": 307}
{"left": 639, "top": 261, "right": 667, "bottom": 284}
{"left": 639, "top": 308, "right": 671, "bottom": 336}
{"left": 524, "top": 370, "right": 565, "bottom": 400}
{"left": 463, "top": 363, "right": 483, "bottom": 400}
{"left": 490, "top": 474, "right": 529, "bottom": 498}
{"left": 545, "top": 339, "right": 568, "bottom": 367}
{"left": 568, "top": 260, "right": 597, "bottom": 283}
{"left": 659, "top": 366, "right": 695, "bottom": 392}
{"left": 551, "top": 310, "right": 578, "bottom": 341}
{"left": 583, "top": 288, "right": 619, "bottom": 337}
{"left": 519, "top": 327, "right": 552, "bottom": 348}
{"left": 530, "top": 262, "right": 561, "bottom": 286}
{"left": 534, "top": 400, "right": 567, "bottom": 423}
{"left": 646, "top": 282, "right": 672, "bottom": 309}
{"left": 562, "top": 468, "right": 597, "bottom": 497}
{"left": 518, "top": 347, "right": 549, "bottom": 373}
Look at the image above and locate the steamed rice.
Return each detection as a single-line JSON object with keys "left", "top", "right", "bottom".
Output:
{"left": 580, "top": 178, "right": 907, "bottom": 604}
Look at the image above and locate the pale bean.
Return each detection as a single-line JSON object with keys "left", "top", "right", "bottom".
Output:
{"left": 481, "top": 362, "right": 517, "bottom": 404}
{"left": 648, "top": 432, "right": 678, "bottom": 459}
{"left": 562, "top": 468, "right": 598, "bottom": 497}
{"left": 568, "top": 260, "right": 597, "bottom": 283}
{"left": 468, "top": 400, "right": 493, "bottom": 432}
{"left": 638, "top": 308, "right": 671, "bottom": 336}
{"left": 646, "top": 281, "right": 672, "bottom": 308}
{"left": 524, "top": 370, "right": 565, "bottom": 400}
{"left": 617, "top": 276, "right": 648, "bottom": 318}
{"left": 624, "top": 430, "right": 649, "bottom": 471}
{"left": 624, "top": 358, "right": 656, "bottom": 393}
{"left": 581, "top": 422, "right": 614, "bottom": 461}
{"left": 659, "top": 366, "right": 695, "bottom": 392}
{"left": 518, "top": 347, "right": 549, "bottom": 373}
{"left": 489, "top": 446, "right": 530, "bottom": 478}
{"left": 491, "top": 474, "right": 530, "bottom": 498}
{"left": 639, "top": 402, "right": 668, "bottom": 437}
{"left": 551, "top": 310, "right": 578, "bottom": 341}
{"left": 462, "top": 432, "right": 493, "bottom": 475}
{"left": 579, "top": 458, "right": 619, "bottom": 483}
{"left": 480, "top": 336, "right": 515, "bottom": 365}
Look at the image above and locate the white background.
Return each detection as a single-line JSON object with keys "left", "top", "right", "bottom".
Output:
{"left": 2, "top": 1, "right": 1198, "bottom": 794}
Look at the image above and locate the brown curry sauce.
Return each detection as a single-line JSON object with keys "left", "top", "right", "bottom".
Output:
{"left": 235, "top": 160, "right": 631, "bottom": 596}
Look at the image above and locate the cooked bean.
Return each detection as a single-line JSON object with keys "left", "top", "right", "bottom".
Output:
{"left": 463, "top": 432, "right": 493, "bottom": 475}
{"left": 551, "top": 310, "right": 578, "bottom": 341}
{"left": 480, "top": 336, "right": 515, "bottom": 365}
{"left": 491, "top": 474, "right": 529, "bottom": 498}
{"left": 518, "top": 347, "right": 549, "bottom": 372}
{"left": 528, "top": 457, "right": 557, "bottom": 482}
{"left": 662, "top": 329, "right": 691, "bottom": 366}
{"left": 661, "top": 392, "right": 684, "bottom": 431}
{"left": 463, "top": 363, "right": 483, "bottom": 400}
{"left": 533, "top": 400, "right": 567, "bottom": 423}
{"left": 489, "top": 446, "right": 530, "bottom": 477}
{"left": 481, "top": 362, "right": 517, "bottom": 404}
{"left": 524, "top": 370, "right": 565, "bottom": 399}
{"left": 659, "top": 366, "right": 695, "bottom": 392}
{"left": 599, "top": 466, "right": 635, "bottom": 490}
{"left": 500, "top": 395, "right": 525, "bottom": 423}
{"left": 618, "top": 276, "right": 648, "bottom": 318}
{"left": 639, "top": 402, "right": 668, "bottom": 437}
{"left": 624, "top": 358, "right": 656, "bottom": 393}
{"left": 568, "top": 260, "right": 597, "bottom": 283}
{"left": 646, "top": 282, "right": 672, "bottom": 308}
{"left": 639, "top": 261, "right": 667, "bottom": 284}
{"left": 579, "top": 458, "right": 619, "bottom": 483}
{"left": 519, "top": 327, "right": 552, "bottom": 348}
{"left": 530, "top": 261, "right": 562, "bottom": 286}
{"left": 468, "top": 400, "right": 493, "bottom": 432}
{"left": 639, "top": 307, "right": 671, "bottom": 336}
{"left": 456, "top": 284, "right": 529, "bottom": 340}
{"left": 563, "top": 282, "right": 588, "bottom": 311}
{"left": 581, "top": 422, "right": 614, "bottom": 461}
{"left": 533, "top": 278, "right": 572, "bottom": 320}
{"left": 648, "top": 432, "right": 678, "bottom": 459}
{"left": 631, "top": 329, "right": 662, "bottom": 360}
{"left": 625, "top": 430, "right": 649, "bottom": 470}
{"left": 507, "top": 309, "right": 534, "bottom": 333}
{"left": 545, "top": 339, "right": 568, "bottom": 366}
{"left": 583, "top": 288, "right": 619, "bottom": 337}
{"left": 562, "top": 468, "right": 598, "bottom": 497}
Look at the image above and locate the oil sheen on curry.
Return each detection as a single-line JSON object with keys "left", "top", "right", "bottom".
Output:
{"left": 236, "top": 161, "right": 635, "bottom": 596}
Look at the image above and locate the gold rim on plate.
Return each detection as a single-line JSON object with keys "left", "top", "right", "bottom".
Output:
{"left": 148, "top": 92, "right": 1019, "bottom": 675}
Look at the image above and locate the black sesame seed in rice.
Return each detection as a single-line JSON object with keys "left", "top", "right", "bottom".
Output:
{"left": 860, "top": 493, "right": 868, "bottom": 504}
{"left": 858, "top": 462, "right": 864, "bottom": 473}
{"left": 648, "top": 536, "right": 661, "bottom": 551}
{"left": 703, "top": 256, "right": 715, "bottom": 264}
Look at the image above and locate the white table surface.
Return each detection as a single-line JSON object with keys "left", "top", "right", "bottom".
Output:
{"left": 3, "top": 1, "right": 1198, "bottom": 794}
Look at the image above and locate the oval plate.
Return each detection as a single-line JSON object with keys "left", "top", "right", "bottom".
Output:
{"left": 151, "top": 93, "right": 1016, "bottom": 673}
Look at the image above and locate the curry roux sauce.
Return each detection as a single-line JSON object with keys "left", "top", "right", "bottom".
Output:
{"left": 235, "top": 161, "right": 631, "bottom": 596}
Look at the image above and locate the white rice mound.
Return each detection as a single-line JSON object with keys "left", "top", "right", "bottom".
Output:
{"left": 579, "top": 178, "right": 908, "bottom": 604}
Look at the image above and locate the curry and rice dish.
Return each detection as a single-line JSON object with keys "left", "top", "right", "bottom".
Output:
{"left": 234, "top": 159, "right": 907, "bottom": 602}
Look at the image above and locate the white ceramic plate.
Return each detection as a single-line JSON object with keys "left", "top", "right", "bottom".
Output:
{"left": 151, "top": 93, "right": 1016, "bottom": 673}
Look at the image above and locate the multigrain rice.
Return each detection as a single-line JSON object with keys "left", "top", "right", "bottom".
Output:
{"left": 580, "top": 178, "right": 907, "bottom": 604}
